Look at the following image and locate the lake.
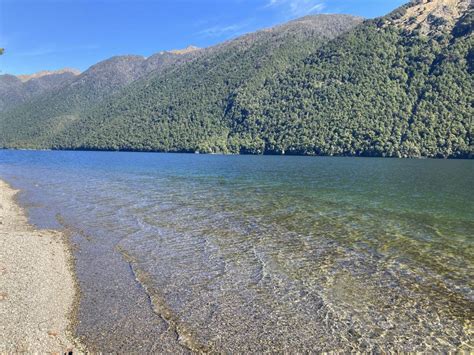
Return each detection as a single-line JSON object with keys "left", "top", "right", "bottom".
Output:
{"left": 0, "top": 150, "right": 472, "bottom": 352}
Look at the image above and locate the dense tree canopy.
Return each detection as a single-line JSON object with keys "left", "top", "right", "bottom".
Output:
{"left": 226, "top": 13, "right": 473, "bottom": 158}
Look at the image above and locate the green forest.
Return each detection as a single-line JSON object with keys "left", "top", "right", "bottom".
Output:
{"left": 227, "top": 14, "right": 473, "bottom": 158}
{"left": 0, "top": 6, "right": 472, "bottom": 158}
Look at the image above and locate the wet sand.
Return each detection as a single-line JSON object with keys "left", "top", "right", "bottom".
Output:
{"left": 0, "top": 180, "right": 81, "bottom": 352}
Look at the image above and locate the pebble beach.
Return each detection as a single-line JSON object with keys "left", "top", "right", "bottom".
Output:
{"left": 0, "top": 179, "right": 80, "bottom": 353}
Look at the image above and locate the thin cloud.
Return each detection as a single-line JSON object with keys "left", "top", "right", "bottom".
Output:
{"left": 265, "top": 0, "right": 326, "bottom": 17}
{"left": 197, "top": 23, "right": 248, "bottom": 38}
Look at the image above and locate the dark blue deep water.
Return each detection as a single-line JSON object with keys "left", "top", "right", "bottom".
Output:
{"left": 1, "top": 150, "right": 473, "bottom": 352}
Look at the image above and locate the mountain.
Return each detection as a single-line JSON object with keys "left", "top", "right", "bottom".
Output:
{"left": 0, "top": 49, "right": 201, "bottom": 116}
{"left": 0, "top": 14, "right": 362, "bottom": 150}
{"left": 0, "top": 69, "right": 79, "bottom": 111}
{"left": 224, "top": 0, "right": 473, "bottom": 158}
{"left": 0, "top": 47, "right": 203, "bottom": 143}
{"left": 0, "top": 1, "right": 472, "bottom": 158}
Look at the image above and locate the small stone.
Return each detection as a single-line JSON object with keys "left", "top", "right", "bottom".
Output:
{"left": 47, "top": 330, "right": 58, "bottom": 337}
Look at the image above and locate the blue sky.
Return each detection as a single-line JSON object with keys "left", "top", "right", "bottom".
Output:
{"left": 0, "top": 0, "right": 407, "bottom": 75}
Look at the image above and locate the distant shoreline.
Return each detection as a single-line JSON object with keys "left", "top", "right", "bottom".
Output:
{"left": 0, "top": 147, "right": 472, "bottom": 159}
{"left": 0, "top": 179, "right": 82, "bottom": 352}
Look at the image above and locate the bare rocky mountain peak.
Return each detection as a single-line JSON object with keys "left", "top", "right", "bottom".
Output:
{"left": 392, "top": 0, "right": 472, "bottom": 34}
{"left": 17, "top": 68, "right": 81, "bottom": 82}
{"left": 168, "top": 45, "right": 200, "bottom": 55}
{"left": 155, "top": 45, "right": 200, "bottom": 56}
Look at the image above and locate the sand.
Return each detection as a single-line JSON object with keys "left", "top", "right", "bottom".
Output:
{"left": 0, "top": 179, "right": 81, "bottom": 352}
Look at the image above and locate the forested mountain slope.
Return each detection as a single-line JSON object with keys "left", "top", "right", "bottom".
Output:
{"left": 226, "top": 0, "right": 473, "bottom": 158}
{"left": 51, "top": 15, "right": 362, "bottom": 152}
{"left": 0, "top": 69, "right": 78, "bottom": 111}
{"left": 0, "top": 14, "right": 361, "bottom": 150}
{"left": 0, "top": 1, "right": 472, "bottom": 158}
{"left": 0, "top": 49, "right": 201, "bottom": 144}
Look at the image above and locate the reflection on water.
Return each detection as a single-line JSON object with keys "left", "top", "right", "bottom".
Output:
{"left": 0, "top": 151, "right": 473, "bottom": 352}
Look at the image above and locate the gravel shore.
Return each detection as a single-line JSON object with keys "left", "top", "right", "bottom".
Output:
{"left": 0, "top": 179, "right": 81, "bottom": 352}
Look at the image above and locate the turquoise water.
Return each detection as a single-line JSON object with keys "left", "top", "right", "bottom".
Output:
{"left": 0, "top": 150, "right": 473, "bottom": 352}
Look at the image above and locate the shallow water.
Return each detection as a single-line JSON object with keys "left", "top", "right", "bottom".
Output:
{"left": 0, "top": 150, "right": 473, "bottom": 352}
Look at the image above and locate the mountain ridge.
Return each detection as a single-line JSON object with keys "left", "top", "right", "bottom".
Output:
{"left": 167, "top": 45, "right": 200, "bottom": 55}
{"left": 16, "top": 68, "right": 81, "bottom": 82}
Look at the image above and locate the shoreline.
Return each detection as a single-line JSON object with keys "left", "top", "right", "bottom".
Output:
{"left": 0, "top": 179, "right": 83, "bottom": 352}
{"left": 0, "top": 147, "right": 472, "bottom": 160}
